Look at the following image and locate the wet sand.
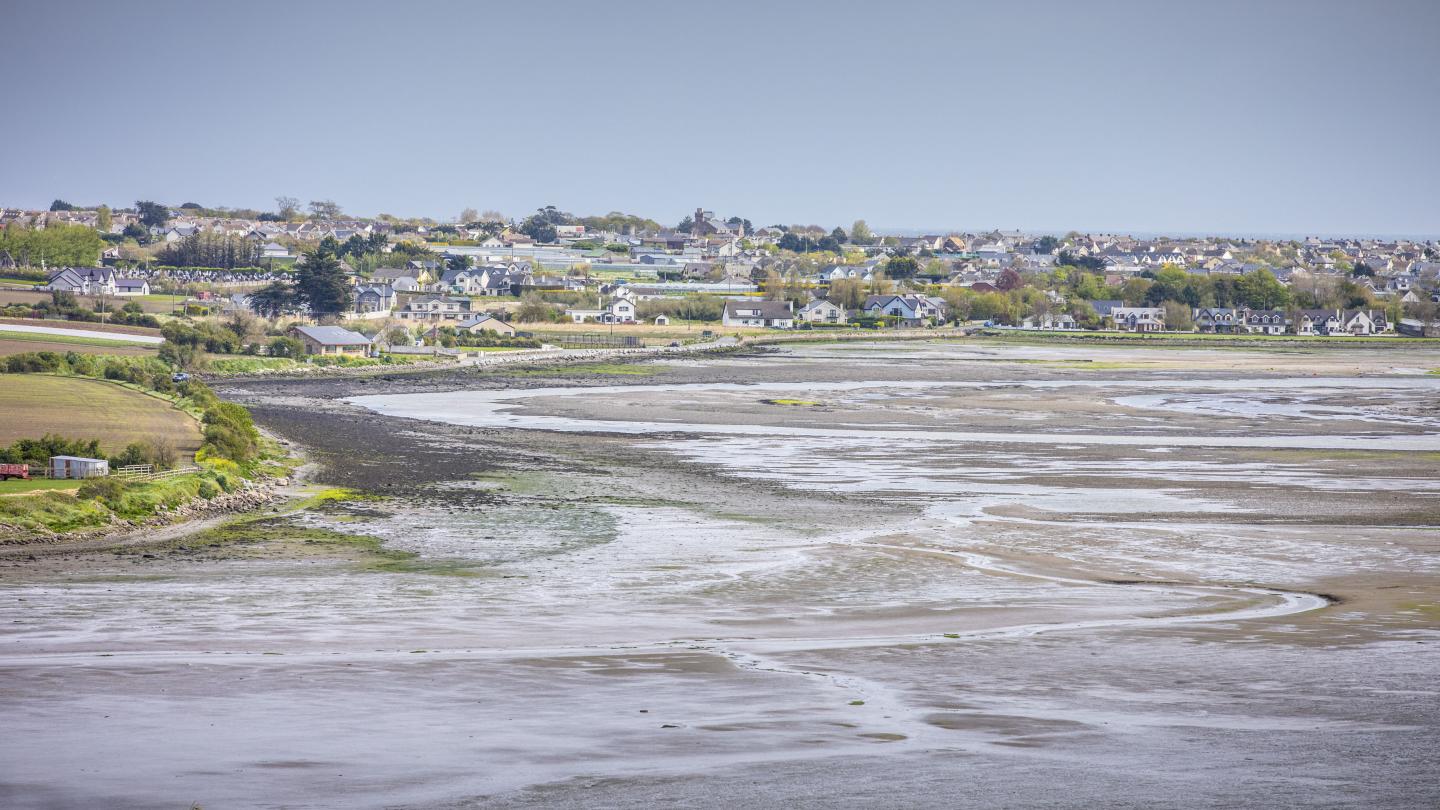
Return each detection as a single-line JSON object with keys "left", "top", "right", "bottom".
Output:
{"left": 2, "top": 340, "right": 1438, "bottom": 808}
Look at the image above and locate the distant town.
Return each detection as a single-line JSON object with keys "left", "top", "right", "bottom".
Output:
{"left": 4, "top": 199, "right": 1439, "bottom": 360}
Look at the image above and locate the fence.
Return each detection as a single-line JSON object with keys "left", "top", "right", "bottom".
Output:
{"left": 115, "top": 464, "right": 202, "bottom": 482}
{"left": 548, "top": 333, "right": 644, "bottom": 349}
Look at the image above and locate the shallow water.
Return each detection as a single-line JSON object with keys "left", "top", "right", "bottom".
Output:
{"left": 4, "top": 341, "right": 1439, "bottom": 808}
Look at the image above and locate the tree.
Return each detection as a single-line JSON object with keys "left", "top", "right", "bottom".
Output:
{"left": 121, "top": 222, "right": 150, "bottom": 243}
{"left": 886, "top": 256, "right": 920, "bottom": 279}
{"left": 830, "top": 226, "right": 848, "bottom": 245}
{"left": 828, "top": 277, "right": 865, "bottom": 309}
{"left": 1162, "top": 300, "right": 1194, "bottom": 332}
{"left": 458, "top": 208, "right": 479, "bottom": 224}
{"left": 850, "top": 219, "right": 873, "bottom": 245}
{"left": 995, "top": 267, "right": 1023, "bottom": 291}
{"left": 293, "top": 249, "right": 352, "bottom": 316}
{"left": 49, "top": 199, "right": 75, "bottom": 212}
{"left": 1034, "top": 235, "right": 1060, "bottom": 254}
{"left": 96, "top": 205, "right": 112, "bottom": 232}
{"left": 1237, "top": 268, "right": 1290, "bottom": 309}
{"left": 1057, "top": 250, "right": 1104, "bottom": 272}
{"left": 308, "top": 200, "right": 343, "bottom": 220}
{"left": 515, "top": 294, "right": 558, "bottom": 322}
{"left": 676, "top": 216, "right": 694, "bottom": 233}
{"left": 1352, "top": 262, "right": 1375, "bottom": 277}
{"left": 135, "top": 200, "right": 169, "bottom": 229}
{"left": 275, "top": 196, "right": 301, "bottom": 220}
{"left": 248, "top": 281, "right": 296, "bottom": 318}
{"left": 446, "top": 254, "right": 472, "bottom": 273}
{"left": 267, "top": 336, "right": 304, "bottom": 358}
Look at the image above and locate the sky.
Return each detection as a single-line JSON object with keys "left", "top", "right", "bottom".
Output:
{"left": 3, "top": 0, "right": 1438, "bottom": 237}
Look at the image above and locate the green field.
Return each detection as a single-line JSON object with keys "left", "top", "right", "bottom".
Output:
{"left": 0, "top": 478, "right": 80, "bottom": 496}
{"left": 0, "top": 329, "right": 149, "bottom": 349}
{"left": 0, "top": 375, "right": 202, "bottom": 456}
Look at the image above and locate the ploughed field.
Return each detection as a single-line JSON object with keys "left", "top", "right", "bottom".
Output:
{"left": 0, "top": 375, "right": 201, "bottom": 455}
{"left": 2, "top": 340, "right": 1439, "bottom": 809}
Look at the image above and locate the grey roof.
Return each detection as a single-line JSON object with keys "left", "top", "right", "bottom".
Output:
{"left": 293, "top": 325, "right": 370, "bottom": 345}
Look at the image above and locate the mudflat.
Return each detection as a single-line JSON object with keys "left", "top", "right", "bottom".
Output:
{"left": 1, "top": 339, "right": 1438, "bottom": 809}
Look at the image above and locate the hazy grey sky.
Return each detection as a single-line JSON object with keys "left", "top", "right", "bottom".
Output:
{"left": 3, "top": 0, "right": 1437, "bottom": 235}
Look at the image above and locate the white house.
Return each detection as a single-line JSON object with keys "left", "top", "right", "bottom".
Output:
{"left": 722, "top": 299, "right": 795, "bottom": 328}
{"left": 797, "top": 298, "right": 847, "bottom": 324}
{"left": 42, "top": 267, "right": 117, "bottom": 296}
{"left": 1110, "top": 306, "right": 1166, "bottom": 332}
{"left": 114, "top": 278, "right": 150, "bottom": 296}
{"left": 395, "top": 295, "right": 471, "bottom": 321}
{"left": 862, "top": 294, "right": 949, "bottom": 325}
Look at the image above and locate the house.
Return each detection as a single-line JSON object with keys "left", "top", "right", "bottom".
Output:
{"left": 371, "top": 267, "right": 428, "bottom": 293}
{"left": 440, "top": 267, "right": 487, "bottom": 295}
{"left": 261, "top": 241, "right": 292, "bottom": 260}
{"left": 1022, "top": 312, "right": 1078, "bottom": 330}
{"left": 1242, "top": 308, "right": 1287, "bottom": 335}
{"left": 353, "top": 284, "right": 396, "bottom": 314}
{"left": 722, "top": 299, "right": 795, "bottom": 328}
{"left": 1110, "top": 306, "right": 1165, "bottom": 332}
{"left": 797, "top": 298, "right": 847, "bottom": 324}
{"left": 290, "top": 325, "right": 372, "bottom": 356}
{"left": 48, "top": 455, "right": 109, "bottom": 479}
{"left": 862, "top": 294, "right": 949, "bottom": 326}
{"left": 454, "top": 314, "right": 516, "bottom": 336}
{"left": 1295, "top": 309, "right": 1342, "bottom": 335}
{"left": 42, "top": 267, "right": 117, "bottom": 296}
{"left": 395, "top": 295, "right": 471, "bottom": 321}
{"left": 1194, "top": 307, "right": 1242, "bottom": 333}
{"left": 114, "top": 278, "right": 150, "bottom": 296}
{"left": 653, "top": 314, "right": 670, "bottom": 326}
{"left": 564, "top": 294, "right": 637, "bottom": 324}
{"left": 1397, "top": 318, "right": 1440, "bottom": 337}
{"left": 1339, "top": 309, "right": 1388, "bottom": 335}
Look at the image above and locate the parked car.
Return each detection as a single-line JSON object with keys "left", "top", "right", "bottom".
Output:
{"left": 172, "top": 372, "right": 191, "bottom": 383}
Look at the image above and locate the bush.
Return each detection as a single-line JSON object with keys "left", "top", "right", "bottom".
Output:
{"left": 268, "top": 336, "right": 304, "bottom": 358}
{"left": 77, "top": 476, "right": 128, "bottom": 502}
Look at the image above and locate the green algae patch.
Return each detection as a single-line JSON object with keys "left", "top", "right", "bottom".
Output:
{"left": 762, "top": 398, "right": 822, "bottom": 406}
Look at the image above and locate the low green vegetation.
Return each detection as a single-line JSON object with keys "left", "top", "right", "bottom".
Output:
{"left": 763, "top": 398, "right": 822, "bottom": 406}
{"left": 0, "top": 330, "right": 144, "bottom": 349}
{"left": 0, "top": 478, "right": 81, "bottom": 495}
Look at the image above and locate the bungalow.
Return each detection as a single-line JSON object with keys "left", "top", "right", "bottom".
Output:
{"left": 395, "top": 295, "right": 471, "bottom": 321}
{"left": 290, "top": 325, "right": 371, "bottom": 357}
{"left": 1022, "top": 312, "right": 1078, "bottom": 330}
{"left": 454, "top": 314, "right": 516, "bottom": 336}
{"left": 722, "top": 299, "right": 795, "bottom": 329}
{"left": 1110, "top": 306, "right": 1165, "bottom": 332}
{"left": 114, "top": 278, "right": 150, "bottom": 296}
{"left": 797, "top": 298, "right": 847, "bottom": 324}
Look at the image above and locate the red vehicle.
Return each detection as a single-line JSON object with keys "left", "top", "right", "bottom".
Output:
{"left": 0, "top": 464, "right": 31, "bottom": 481}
